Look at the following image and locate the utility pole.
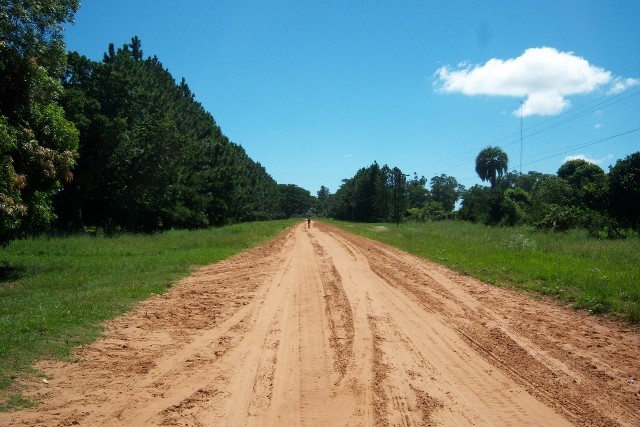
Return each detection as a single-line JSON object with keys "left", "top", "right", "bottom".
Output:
{"left": 519, "top": 100, "right": 523, "bottom": 174}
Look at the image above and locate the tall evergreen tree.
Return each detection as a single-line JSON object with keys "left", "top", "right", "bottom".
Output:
{"left": 56, "top": 38, "right": 282, "bottom": 231}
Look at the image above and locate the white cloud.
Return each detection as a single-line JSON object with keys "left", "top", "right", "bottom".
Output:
{"left": 608, "top": 77, "right": 640, "bottom": 94}
{"left": 594, "top": 123, "right": 602, "bottom": 129}
{"left": 434, "top": 47, "right": 619, "bottom": 117}
{"left": 563, "top": 153, "right": 613, "bottom": 164}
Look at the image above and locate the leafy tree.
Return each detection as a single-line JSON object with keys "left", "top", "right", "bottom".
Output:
{"left": 406, "top": 200, "right": 449, "bottom": 222}
{"left": 316, "top": 185, "right": 331, "bottom": 217}
{"left": 458, "top": 185, "right": 491, "bottom": 223}
{"left": 375, "top": 164, "right": 392, "bottom": 221}
{"left": 406, "top": 173, "right": 428, "bottom": 208}
{"left": 330, "top": 162, "right": 386, "bottom": 222}
{"left": 515, "top": 171, "right": 546, "bottom": 193}
{"left": 558, "top": 159, "right": 605, "bottom": 188}
{"left": 279, "top": 184, "right": 313, "bottom": 218}
{"left": 429, "top": 174, "right": 464, "bottom": 212}
{"left": 500, "top": 188, "right": 531, "bottom": 226}
{"left": 329, "top": 178, "right": 357, "bottom": 221}
{"left": 0, "top": 0, "right": 80, "bottom": 244}
{"left": 608, "top": 151, "right": 640, "bottom": 229}
{"left": 531, "top": 175, "right": 574, "bottom": 206}
{"left": 353, "top": 162, "right": 380, "bottom": 221}
{"left": 475, "top": 146, "right": 508, "bottom": 188}
{"left": 557, "top": 159, "right": 607, "bottom": 211}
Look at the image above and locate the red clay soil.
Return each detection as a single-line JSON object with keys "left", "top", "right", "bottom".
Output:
{"left": 2, "top": 222, "right": 638, "bottom": 426}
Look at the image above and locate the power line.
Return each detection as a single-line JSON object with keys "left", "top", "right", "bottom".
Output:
{"left": 410, "top": 84, "right": 640, "bottom": 176}
{"left": 521, "top": 127, "right": 640, "bottom": 168}
{"left": 428, "top": 127, "right": 639, "bottom": 185}
{"left": 505, "top": 85, "right": 640, "bottom": 149}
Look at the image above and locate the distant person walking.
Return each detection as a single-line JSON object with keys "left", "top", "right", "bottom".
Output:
{"left": 307, "top": 218, "right": 311, "bottom": 228}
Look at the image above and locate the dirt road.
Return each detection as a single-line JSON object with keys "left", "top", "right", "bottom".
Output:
{"left": 2, "top": 222, "right": 639, "bottom": 426}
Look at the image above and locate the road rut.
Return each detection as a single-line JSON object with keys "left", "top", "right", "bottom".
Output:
{"left": 2, "top": 222, "right": 639, "bottom": 426}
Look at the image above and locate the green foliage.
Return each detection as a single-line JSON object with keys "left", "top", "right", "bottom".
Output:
{"left": 608, "top": 152, "right": 640, "bottom": 229}
{"left": 0, "top": 220, "right": 295, "bottom": 402}
{"left": 278, "top": 184, "right": 313, "bottom": 218}
{"left": 458, "top": 184, "right": 491, "bottom": 223}
{"left": 557, "top": 159, "right": 607, "bottom": 211}
{"left": 406, "top": 173, "right": 428, "bottom": 208}
{"left": 475, "top": 146, "right": 508, "bottom": 188}
{"left": 329, "top": 220, "right": 640, "bottom": 323}
{"left": 0, "top": 0, "right": 80, "bottom": 246}
{"left": 429, "top": 174, "right": 464, "bottom": 212}
{"left": 55, "top": 38, "right": 283, "bottom": 231}
{"left": 406, "top": 200, "right": 451, "bottom": 222}
{"left": 557, "top": 159, "right": 605, "bottom": 189}
{"left": 454, "top": 148, "right": 640, "bottom": 236}
{"left": 316, "top": 185, "right": 332, "bottom": 216}
{"left": 329, "top": 162, "right": 409, "bottom": 223}
{"left": 389, "top": 167, "right": 408, "bottom": 225}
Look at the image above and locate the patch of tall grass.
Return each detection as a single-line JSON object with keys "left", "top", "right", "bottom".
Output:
{"left": 0, "top": 220, "right": 295, "bottom": 409}
{"left": 329, "top": 220, "right": 640, "bottom": 323}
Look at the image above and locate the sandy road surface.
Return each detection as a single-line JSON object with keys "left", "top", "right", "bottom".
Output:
{"left": 2, "top": 222, "right": 639, "bottom": 426}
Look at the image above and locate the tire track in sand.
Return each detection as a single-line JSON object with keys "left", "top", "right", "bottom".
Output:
{"left": 315, "top": 225, "right": 571, "bottom": 426}
{"left": 2, "top": 222, "right": 638, "bottom": 426}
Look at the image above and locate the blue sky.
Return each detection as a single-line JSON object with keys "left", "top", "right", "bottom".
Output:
{"left": 64, "top": 1, "right": 640, "bottom": 194}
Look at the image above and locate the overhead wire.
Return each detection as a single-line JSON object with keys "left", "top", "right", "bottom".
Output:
{"left": 521, "top": 127, "right": 640, "bottom": 168}
{"left": 411, "top": 83, "right": 640, "bottom": 177}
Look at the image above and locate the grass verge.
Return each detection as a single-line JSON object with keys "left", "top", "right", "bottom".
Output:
{"left": 0, "top": 220, "right": 295, "bottom": 410}
{"left": 328, "top": 220, "right": 640, "bottom": 323}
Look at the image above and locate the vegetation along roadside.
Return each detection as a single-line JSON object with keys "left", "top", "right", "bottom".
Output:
{"left": 0, "top": 220, "right": 295, "bottom": 410}
{"left": 329, "top": 219, "right": 640, "bottom": 324}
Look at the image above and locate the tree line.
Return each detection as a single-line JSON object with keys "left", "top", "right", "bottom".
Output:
{"left": 317, "top": 147, "right": 639, "bottom": 238}
{"left": 1, "top": 2, "right": 316, "bottom": 246}
{"left": 55, "top": 38, "right": 286, "bottom": 232}
{"left": 2, "top": 2, "right": 637, "bottom": 246}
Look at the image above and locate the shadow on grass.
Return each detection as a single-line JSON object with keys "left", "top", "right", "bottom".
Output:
{"left": 0, "top": 263, "right": 28, "bottom": 283}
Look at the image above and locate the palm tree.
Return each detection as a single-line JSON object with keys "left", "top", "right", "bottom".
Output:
{"left": 475, "top": 146, "right": 508, "bottom": 188}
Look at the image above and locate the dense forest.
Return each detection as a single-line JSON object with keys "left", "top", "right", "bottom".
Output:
{"left": 1, "top": 2, "right": 638, "bottom": 247}
{"left": 320, "top": 147, "right": 640, "bottom": 238}
{"left": 55, "top": 39, "right": 286, "bottom": 232}
{"left": 0, "top": 2, "right": 311, "bottom": 246}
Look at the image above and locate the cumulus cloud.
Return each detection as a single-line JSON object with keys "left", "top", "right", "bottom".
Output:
{"left": 434, "top": 47, "right": 625, "bottom": 117}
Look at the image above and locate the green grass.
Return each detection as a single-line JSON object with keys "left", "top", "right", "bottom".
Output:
{"left": 0, "top": 220, "right": 295, "bottom": 409}
{"left": 328, "top": 220, "right": 640, "bottom": 323}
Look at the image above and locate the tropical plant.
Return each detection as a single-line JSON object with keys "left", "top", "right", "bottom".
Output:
{"left": 475, "top": 146, "right": 508, "bottom": 188}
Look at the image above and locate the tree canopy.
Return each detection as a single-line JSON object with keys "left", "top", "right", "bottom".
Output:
{"left": 475, "top": 146, "right": 508, "bottom": 189}
{"left": 0, "top": 0, "right": 80, "bottom": 245}
{"left": 1, "top": 2, "right": 638, "bottom": 241}
{"left": 54, "top": 38, "right": 283, "bottom": 231}
{"left": 608, "top": 152, "right": 640, "bottom": 229}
